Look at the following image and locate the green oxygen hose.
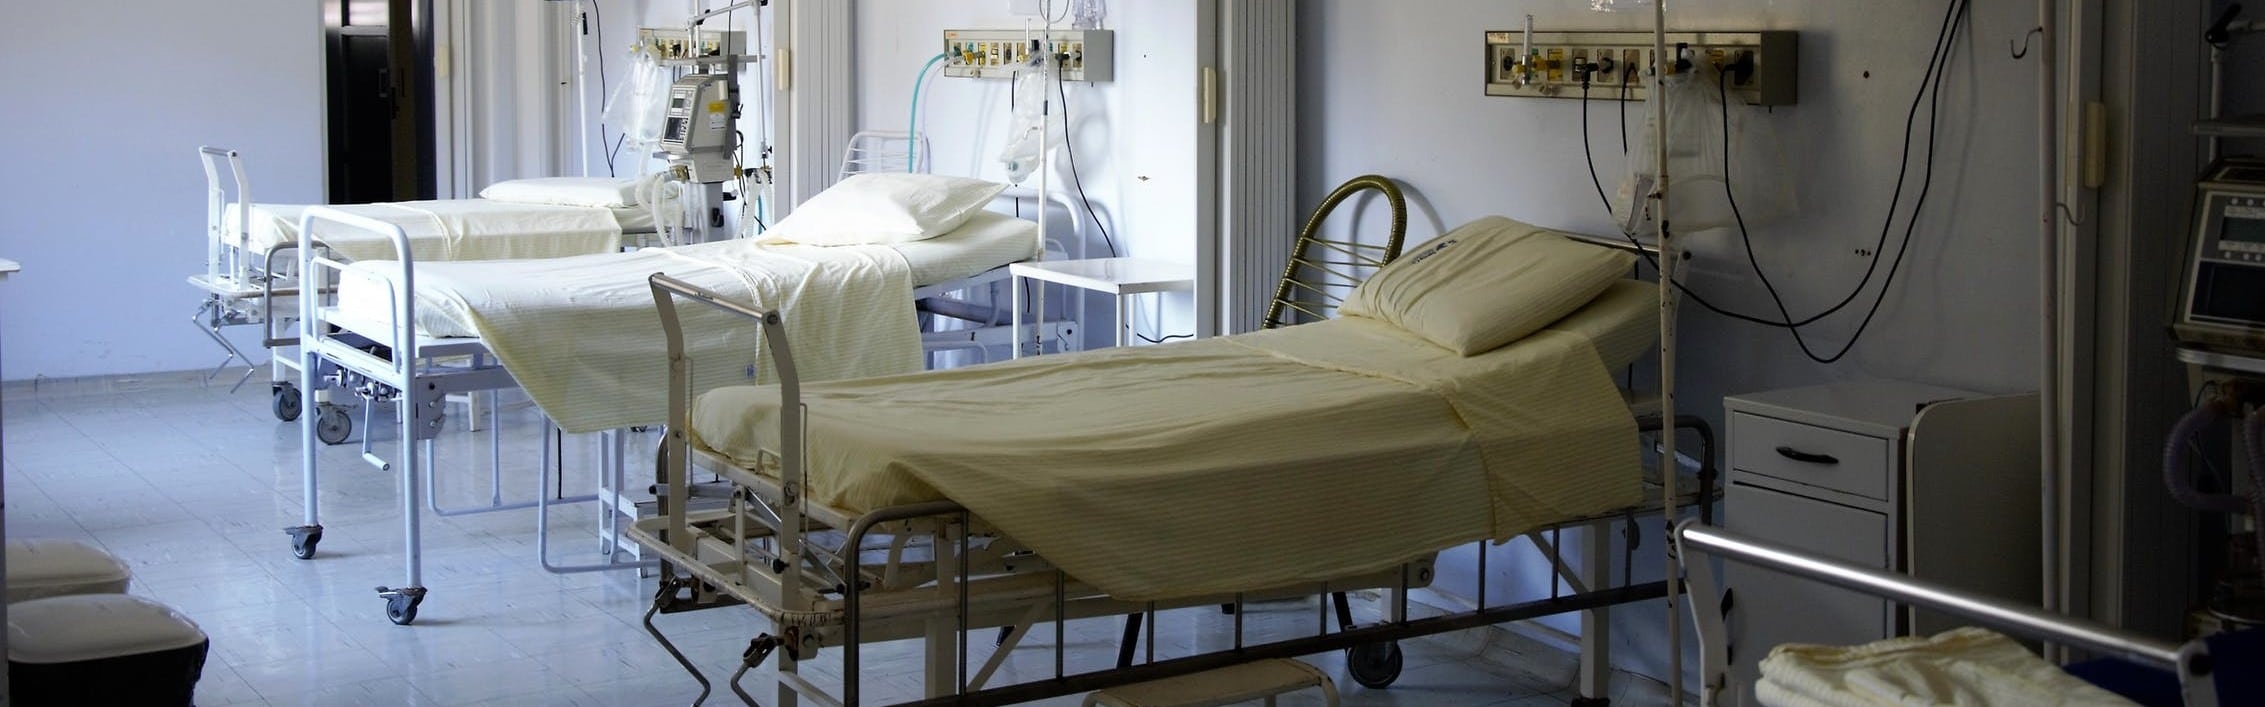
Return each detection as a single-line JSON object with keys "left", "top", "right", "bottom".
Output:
{"left": 909, "top": 53, "right": 948, "bottom": 172}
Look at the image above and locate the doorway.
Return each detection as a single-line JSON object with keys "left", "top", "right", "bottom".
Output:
{"left": 327, "top": 0, "right": 435, "bottom": 203}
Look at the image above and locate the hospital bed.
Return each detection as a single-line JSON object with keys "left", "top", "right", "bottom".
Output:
{"left": 626, "top": 251, "right": 1725, "bottom": 705}
{"left": 287, "top": 185, "right": 1052, "bottom": 625}
{"left": 1674, "top": 520, "right": 2258, "bottom": 706}
{"left": 187, "top": 146, "right": 680, "bottom": 420}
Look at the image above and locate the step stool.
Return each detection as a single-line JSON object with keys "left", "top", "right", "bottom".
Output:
{"left": 8, "top": 594, "right": 209, "bottom": 706}
{"left": 1085, "top": 658, "right": 1340, "bottom": 707}
{"left": 6, "top": 538, "right": 131, "bottom": 602}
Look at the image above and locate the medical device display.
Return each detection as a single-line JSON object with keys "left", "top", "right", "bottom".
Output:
{"left": 2177, "top": 160, "right": 2265, "bottom": 353}
{"left": 660, "top": 74, "right": 737, "bottom": 184}
{"left": 1482, "top": 28, "right": 1798, "bottom": 106}
{"left": 941, "top": 28, "right": 1115, "bottom": 82}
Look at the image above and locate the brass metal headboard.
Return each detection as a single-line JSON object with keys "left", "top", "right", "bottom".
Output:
{"left": 1261, "top": 175, "right": 1408, "bottom": 329}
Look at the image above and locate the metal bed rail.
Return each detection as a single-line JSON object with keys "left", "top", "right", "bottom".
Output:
{"left": 291, "top": 207, "right": 646, "bottom": 625}
{"left": 1672, "top": 520, "right": 2215, "bottom": 707}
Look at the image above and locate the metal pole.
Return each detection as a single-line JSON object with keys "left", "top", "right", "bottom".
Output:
{"left": 1652, "top": 1, "right": 1684, "bottom": 701}
{"left": 2037, "top": 0, "right": 2064, "bottom": 654}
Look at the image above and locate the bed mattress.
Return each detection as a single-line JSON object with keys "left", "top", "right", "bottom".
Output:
{"left": 222, "top": 200, "right": 643, "bottom": 263}
{"left": 688, "top": 279, "right": 1654, "bottom": 601}
{"left": 331, "top": 212, "right": 1040, "bottom": 340}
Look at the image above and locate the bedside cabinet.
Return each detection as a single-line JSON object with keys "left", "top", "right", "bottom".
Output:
{"left": 1722, "top": 381, "right": 2039, "bottom": 700}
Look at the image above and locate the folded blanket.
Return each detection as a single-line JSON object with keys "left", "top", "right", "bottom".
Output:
{"left": 1756, "top": 627, "right": 2137, "bottom": 707}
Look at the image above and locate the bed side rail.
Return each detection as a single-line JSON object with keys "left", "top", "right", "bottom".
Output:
{"left": 647, "top": 274, "right": 804, "bottom": 562}
{"left": 1671, "top": 520, "right": 2212, "bottom": 707}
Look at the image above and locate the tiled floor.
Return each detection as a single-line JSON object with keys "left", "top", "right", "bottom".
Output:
{"left": 3, "top": 374, "right": 1674, "bottom": 706}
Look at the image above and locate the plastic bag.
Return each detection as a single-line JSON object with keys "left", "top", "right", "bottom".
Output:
{"left": 1615, "top": 62, "right": 1794, "bottom": 235}
{"left": 603, "top": 53, "right": 670, "bottom": 152}
{"left": 997, "top": 71, "right": 1066, "bottom": 184}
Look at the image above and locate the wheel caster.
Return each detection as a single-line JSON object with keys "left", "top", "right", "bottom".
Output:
{"left": 315, "top": 405, "right": 352, "bottom": 446}
{"left": 272, "top": 383, "right": 302, "bottom": 422}
{"left": 285, "top": 525, "right": 323, "bottom": 560}
{"left": 1345, "top": 640, "right": 1403, "bottom": 689}
{"left": 378, "top": 586, "right": 426, "bottom": 625}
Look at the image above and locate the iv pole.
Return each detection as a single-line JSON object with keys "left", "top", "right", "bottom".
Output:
{"left": 1650, "top": 0, "right": 1685, "bottom": 699}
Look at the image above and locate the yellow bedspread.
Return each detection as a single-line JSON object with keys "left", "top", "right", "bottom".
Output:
{"left": 691, "top": 285, "right": 1647, "bottom": 601}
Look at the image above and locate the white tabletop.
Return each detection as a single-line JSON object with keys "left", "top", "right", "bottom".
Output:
{"left": 0, "top": 259, "right": 17, "bottom": 278}
{"left": 1010, "top": 258, "right": 1195, "bottom": 296}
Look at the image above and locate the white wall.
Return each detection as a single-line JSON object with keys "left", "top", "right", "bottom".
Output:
{"left": 0, "top": 1, "right": 325, "bottom": 381}
{"left": 855, "top": 0, "right": 1204, "bottom": 344}
{"left": 1301, "top": 1, "right": 2045, "bottom": 684}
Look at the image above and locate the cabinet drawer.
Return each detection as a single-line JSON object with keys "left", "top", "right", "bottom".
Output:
{"left": 1732, "top": 412, "right": 1891, "bottom": 501}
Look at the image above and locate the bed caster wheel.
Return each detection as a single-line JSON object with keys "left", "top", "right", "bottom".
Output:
{"left": 272, "top": 383, "right": 302, "bottom": 422}
{"left": 315, "top": 405, "right": 352, "bottom": 446}
{"left": 1345, "top": 640, "right": 1403, "bottom": 689}
{"left": 285, "top": 525, "right": 323, "bottom": 560}
{"left": 378, "top": 586, "right": 426, "bottom": 625}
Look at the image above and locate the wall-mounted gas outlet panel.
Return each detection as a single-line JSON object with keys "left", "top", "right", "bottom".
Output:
{"left": 942, "top": 29, "right": 1115, "bottom": 82}
{"left": 1483, "top": 30, "right": 1797, "bottom": 106}
{"left": 636, "top": 27, "right": 747, "bottom": 61}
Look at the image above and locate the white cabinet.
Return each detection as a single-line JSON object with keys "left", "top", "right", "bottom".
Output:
{"left": 1722, "top": 381, "right": 2039, "bottom": 701}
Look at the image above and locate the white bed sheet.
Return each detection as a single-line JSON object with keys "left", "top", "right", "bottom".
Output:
{"left": 332, "top": 213, "right": 1039, "bottom": 340}
{"left": 688, "top": 280, "right": 1654, "bottom": 601}
{"left": 222, "top": 200, "right": 642, "bottom": 263}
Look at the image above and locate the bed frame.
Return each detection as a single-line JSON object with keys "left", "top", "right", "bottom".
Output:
{"left": 632, "top": 273, "right": 1721, "bottom": 706}
{"left": 1673, "top": 520, "right": 2223, "bottom": 706}
{"left": 287, "top": 191, "right": 1069, "bottom": 625}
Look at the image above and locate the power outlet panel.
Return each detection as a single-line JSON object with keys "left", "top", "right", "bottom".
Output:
{"left": 941, "top": 29, "right": 1115, "bottom": 83}
{"left": 635, "top": 27, "right": 747, "bottom": 61}
{"left": 1484, "top": 30, "right": 1798, "bottom": 106}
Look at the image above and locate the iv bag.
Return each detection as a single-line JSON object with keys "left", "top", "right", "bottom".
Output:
{"left": 1615, "top": 63, "right": 1794, "bottom": 235}
{"left": 997, "top": 72, "right": 1065, "bottom": 185}
{"left": 604, "top": 53, "right": 670, "bottom": 151}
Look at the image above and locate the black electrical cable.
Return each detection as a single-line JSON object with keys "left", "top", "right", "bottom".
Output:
{"left": 1576, "top": 0, "right": 1967, "bottom": 335}
{"left": 588, "top": 0, "right": 622, "bottom": 177}
{"left": 1054, "top": 71, "right": 1122, "bottom": 258}
{"left": 1757, "top": 0, "right": 1969, "bottom": 331}
{"left": 1581, "top": 82, "right": 1797, "bottom": 329}
{"left": 1729, "top": 0, "right": 1968, "bottom": 363}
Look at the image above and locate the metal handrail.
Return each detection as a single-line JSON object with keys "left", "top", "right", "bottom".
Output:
{"left": 647, "top": 273, "right": 803, "bottom": 555}
{"left": 1671, "top": 520, "right": 2198, "bottom": 706}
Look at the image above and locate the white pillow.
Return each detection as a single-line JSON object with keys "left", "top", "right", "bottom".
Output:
{"left": 479, "top": 177, "right": 641, "bottom": 208}
{"left": 762, "top": 173, "right": 1007, "bottom": 246}
{"left": 1341, "top": 216, "right": 1635, "bottom": 356}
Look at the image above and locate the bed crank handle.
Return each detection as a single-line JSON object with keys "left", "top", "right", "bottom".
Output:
{"left": 1774, "top": 447, "right": 1839, "bottom": 466}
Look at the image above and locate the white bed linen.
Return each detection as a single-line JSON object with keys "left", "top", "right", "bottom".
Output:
{"left": 223, "top": 200, "right": 636, "bottom": 262}
{"left": 1755, "top": 627, "right": 2135, "bottom": 707}
{"left": 334, "top": 213, "right": 1039, "bottom": 340}
{"left": 689, "top": 280, "right": 1653, "bottom": 601}
{"left": 335, "top": 238, "right": 925, "bottom": 433}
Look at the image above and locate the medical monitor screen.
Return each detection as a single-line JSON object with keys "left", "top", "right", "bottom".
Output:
{"left": 2226, "top": 217, "right": 2265, "bottom": 244}
{"left": 2195, "top": 262, "right": 2265, "bottom": 326}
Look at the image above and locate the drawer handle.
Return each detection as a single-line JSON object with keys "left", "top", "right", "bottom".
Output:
{"left": 1775, "top": 446, "right": 1840, "bottom": 466}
